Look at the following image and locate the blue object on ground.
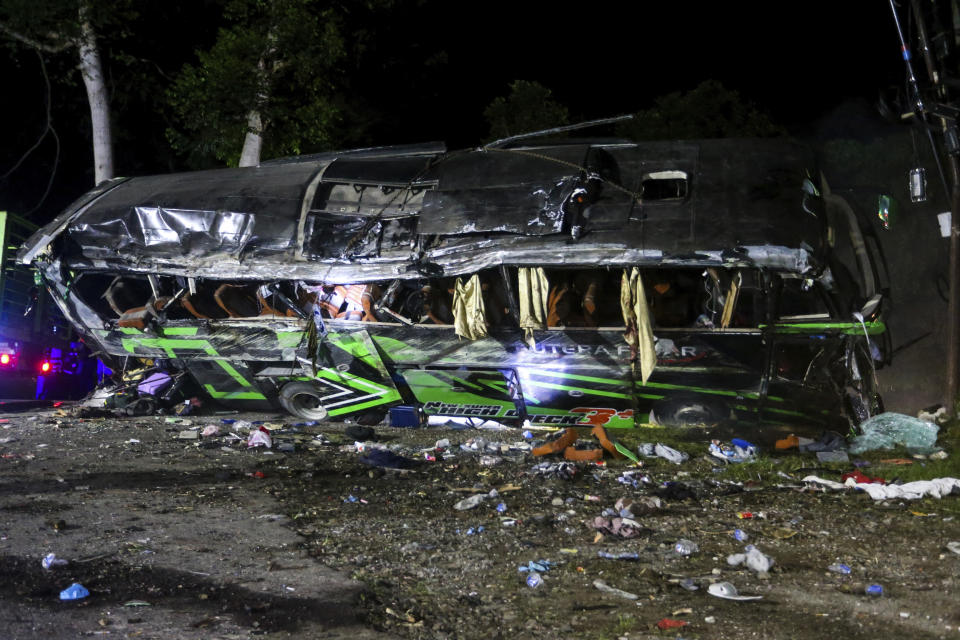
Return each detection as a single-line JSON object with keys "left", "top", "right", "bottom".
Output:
{"left": 389, "top": 405, "right": 421, "bottom": 428}
{"left": 59, "top": 583, "right": 90, "bottom": 600}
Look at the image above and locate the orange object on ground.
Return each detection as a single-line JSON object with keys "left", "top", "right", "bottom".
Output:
{"left": 775, "top": 434, "right": 800, "bottom": 450}
{"left": 563, "top": 446, "right": 604, "bottom": 462}
{"left": 591, "top": 424, "right": 625, "bottom": 459}
{"left": 880, "top": 458, "right": 914, "bottom": 465}
{"left": 532, "top": 428, "right": 579, "bottom": 456}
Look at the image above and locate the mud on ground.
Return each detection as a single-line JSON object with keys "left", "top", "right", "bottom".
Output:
{"left": 0, "top": 410, "right": 958, "bottom": 639}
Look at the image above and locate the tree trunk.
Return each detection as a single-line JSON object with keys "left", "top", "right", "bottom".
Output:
{"left": 77, "top": 4, "right": 113, "bottom": 184}
{"left": 237, "top": 21, "right": 278, "bottom": 169}
{"left": 238, "top": 110, "right": 263, "bottom": 168}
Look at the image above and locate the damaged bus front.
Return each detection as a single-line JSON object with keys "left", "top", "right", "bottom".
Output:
{"left": 18, "top": 137, "right": 887, "bottom": 429}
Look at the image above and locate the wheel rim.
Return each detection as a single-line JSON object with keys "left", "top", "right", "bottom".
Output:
{"left": 287, "top": 390, "right": 328, "bottom": 420}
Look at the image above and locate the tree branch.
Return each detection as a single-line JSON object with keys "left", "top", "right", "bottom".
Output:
{"left": 0, "top": 21, "right": 72, "bottom": 54}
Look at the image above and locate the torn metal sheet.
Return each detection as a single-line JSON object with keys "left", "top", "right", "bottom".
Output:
{"left": 19, "top": 135, "right": 887, "bottom": 425}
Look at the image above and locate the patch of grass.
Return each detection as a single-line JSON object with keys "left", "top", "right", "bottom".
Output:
{"left": 614, "top": 613, "right": 637, "bottom": 634}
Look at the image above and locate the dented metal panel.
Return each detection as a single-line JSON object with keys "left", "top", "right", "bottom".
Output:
{"left": 17, "top": 134, "right": 886, "bottom": 426}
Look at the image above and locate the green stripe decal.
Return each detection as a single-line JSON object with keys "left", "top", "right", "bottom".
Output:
{"left": 327, "top": 333, "right": 381, "bottom": 371}
{"left": 121, "top": 338, "right": 219, "bottom": 359}
{"left": 161, "top": 327, "right": 198, "bottom": 336}
{"left": 530, "top": 370, "right": 626, "bottom": 387}
{"left": 203, "top": 384, "right": 266, "bottom": 400}
{"left": 314, "top": 368, "right": 401, "bottom": 416}
{"left": 761, "top": 321, "right": 886, "bottom": 335}
{"left": 523, "top": 379, "right": 638, "bottom": 400}
{"left": 276, "top": 331, "right": 305, "bottom": 349}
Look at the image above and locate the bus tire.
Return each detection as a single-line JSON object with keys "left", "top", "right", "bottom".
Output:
{"left": 279, "top": 382, "right": 329, "bottom": 421}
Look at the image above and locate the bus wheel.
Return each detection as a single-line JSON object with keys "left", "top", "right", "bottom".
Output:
{"left": 279, "top": 382, "right": 329, "bottom": 421}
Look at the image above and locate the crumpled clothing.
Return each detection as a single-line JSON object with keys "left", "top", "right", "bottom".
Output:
{"left": 638, "top": 442, "right": 689, "bottom": 464}
{"left": 452, "top": 274, "right": 488, "bottom": 340}
{"left": 803, "top": 475, "right": 960, "bottom": 500}
{"left": 518, "top": 267, "right": 549, "bottom": 348}
{"left": 620, "top": 268, "right": 656, "bottom": 384}
{"left": 799, "top": 430, "right": 846, "bottom": 453}
{"left": 591, "top": 515, "right": 645, "bottom": 538}
{"left": 358, "top": 449, "right": 420, "bottom": 469}
{"left": 726, "top": 545, "right": 774, "bottom": 573}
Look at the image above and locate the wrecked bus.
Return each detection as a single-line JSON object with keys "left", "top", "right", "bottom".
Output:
{"left": 17, "top": 135, "right": 887, "bottom": 429}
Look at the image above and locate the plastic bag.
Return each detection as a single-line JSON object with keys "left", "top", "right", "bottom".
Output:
{"left": 849, "top": 412, "right": 939, "bottom": 454}
{"left": 246, "top": 427, "right": 272, "bottom": 449}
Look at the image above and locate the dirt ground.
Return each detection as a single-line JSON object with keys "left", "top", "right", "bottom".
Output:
{"left": 0, "top": 408, "right": 958, "bottom": 640}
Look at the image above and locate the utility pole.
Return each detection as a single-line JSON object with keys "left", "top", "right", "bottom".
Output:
{"left": 890, "top": 0, "right": 960, "bottom": 413}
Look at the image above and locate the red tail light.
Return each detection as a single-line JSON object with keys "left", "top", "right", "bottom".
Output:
{"left": 40, "top": 361, "right": 51, "bottom": 373}
{"left": 0, "top": 354, "right": 9, "bottom": 365}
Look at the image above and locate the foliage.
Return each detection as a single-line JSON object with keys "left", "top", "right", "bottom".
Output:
{"left": 167, "top": 0, "right": 354, "bottom": 166}
{"left": 483, "top": 80, "right": 569, "bottom": 142}
{"left": 618, "top": 79, "right": 785, "bottom": 141}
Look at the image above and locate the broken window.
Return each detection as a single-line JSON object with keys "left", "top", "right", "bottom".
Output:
{"left": 779, "top": 277, "right": 830, "bottom": 319}
{"left": 371, "top": 269, "right": 516, "bottom": 330}
{"left": 640, "top": 170, "right": 689, "bottom": 201}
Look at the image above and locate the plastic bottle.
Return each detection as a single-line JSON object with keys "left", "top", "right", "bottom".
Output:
{"left": 865, "top": 584, "right": 883, "bottom": 597}
{"left": 733, "top": 528, "right": 748, "bottom": 542}
{"left": 828, "top": 563, "right": 852, "bottom": 575}
{"left": 526, "top": 572, "right": 543, "bottom": 588}
{"left": 674, "top": 539, "right": 699, "bottom": 556}
{"left": 41, "top": 553, "right": 69, "bottom": 570}
{"left": 454, "top": 494, "right": 486, "bottom": 510}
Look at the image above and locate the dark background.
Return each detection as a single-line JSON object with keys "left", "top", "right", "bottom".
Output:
{"left": 0, "top": 1, "right": 906, "bottom": 225}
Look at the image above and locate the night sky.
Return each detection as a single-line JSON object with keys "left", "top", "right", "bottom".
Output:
{"left": 0, "top": 1, "right": 909, "bottom": 224}
{"left": 421, "top": 1, "right": 903, "bottom": 141}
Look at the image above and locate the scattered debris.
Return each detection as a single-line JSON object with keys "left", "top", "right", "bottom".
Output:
{"left": 358, "top": 449, "right": 419, "bottom": 470}
{"left": 803, "top": 475, "right": 960, "bottom": 500}
{"left": 638, "top": 442, "right": 689, "bottom": 464}
{"left": 59, "top": 583, "right": 90, "bottom": 601}
{"left": 849, "top": 412, "right": 940, "bottom": 454}
{"left": 593, "top": 579, "right": 638, "bottom": 600}
{"left": 454, "top": 494, "right": 486, "bottom": 511}
{"left": 246, "top": 427, "right": 272, "bottom": 449}
{"left": 591, "top": 516, "right": 644, "bottom": 538}
{"left": 674, "top": 539, "right": 699, "bottom": 556}
{"left": 709, "top": 438, "right": 758, "bottom": 463}
{"left": 726, "top": 545, "right": 774, "bottom": 574}
{"left": 707, "top": 581, "right": 763, "bottom": 601}
{"left": 799, "top": 431, "right": 847, "bottom": 453}
{"left": 656, "top": 618, "right": 689, "bottom": 629}
{"left": 41, "top": 553, "right": 68, "bottom": 570}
